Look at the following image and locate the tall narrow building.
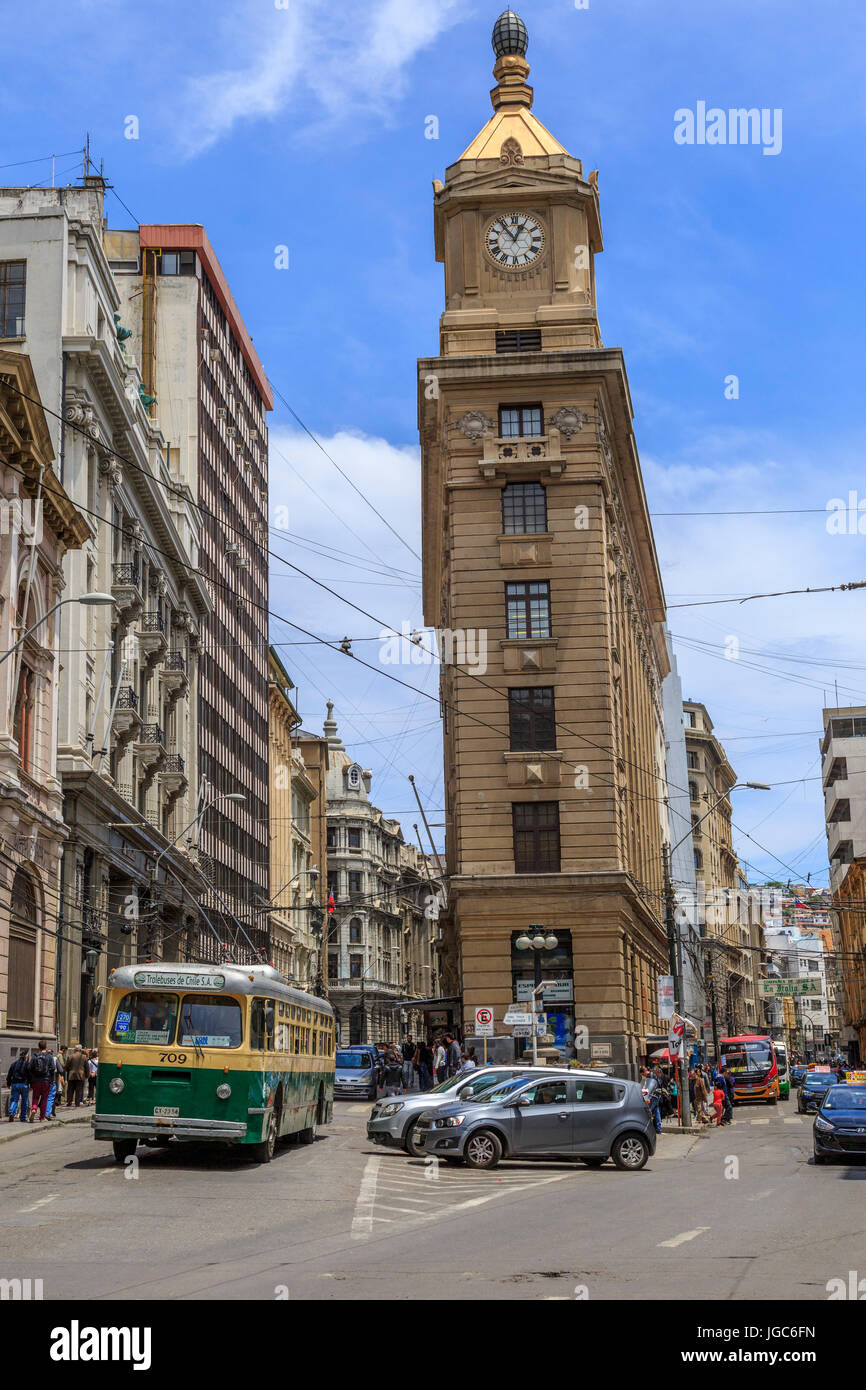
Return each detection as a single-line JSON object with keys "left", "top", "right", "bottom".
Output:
{"left": 418, "top": 12, "right": 670, "bottom": 1072}
{"left": 106, "top": 225, "right": 272, "bottom": 953}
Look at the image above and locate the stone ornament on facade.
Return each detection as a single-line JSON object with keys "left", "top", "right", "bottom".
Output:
{"left": 549, "top": 406, "right": 588, "bottom": 438}
{"left": 98, "top": 454, "right": 122, "bottom": 490}
{"left": 455, "top": 410, "right": 494, "bottom": 441}
{"left": 65, "top": 399, "right": 101, "bottom": 444}
{"left": 500, "top": 136, "right": 524, "bottom": 167}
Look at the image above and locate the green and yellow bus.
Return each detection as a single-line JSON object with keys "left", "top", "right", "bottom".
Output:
{"left": 93, "top": 962, "right": 334, "bottom": 1164}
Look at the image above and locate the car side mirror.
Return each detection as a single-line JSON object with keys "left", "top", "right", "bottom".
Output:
{"left": 513, "top": 1095, "right": 532, "bottom": 1107}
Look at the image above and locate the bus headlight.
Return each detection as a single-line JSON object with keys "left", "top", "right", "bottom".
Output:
{"left": 216, "top": 1083, "right": 231, "bottom": 1099}
{"left": 109, "top": 1077, "right": 124, "bottom": 1095}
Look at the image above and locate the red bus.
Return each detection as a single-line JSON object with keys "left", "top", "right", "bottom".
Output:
{"left": 718, "top": 1034, "right": 779, "bottom": 1105}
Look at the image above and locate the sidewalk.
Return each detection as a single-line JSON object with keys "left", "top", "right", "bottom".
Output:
{"left": 0, "top": 1103, "right": 92, "bottom": 1145}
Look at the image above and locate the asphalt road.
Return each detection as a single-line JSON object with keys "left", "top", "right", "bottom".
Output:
{"left": 1, "top": 1101, "right": 863, "bottom": 1300}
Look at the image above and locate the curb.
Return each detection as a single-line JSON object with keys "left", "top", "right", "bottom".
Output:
{"left": 0, "top": 1113, "right": 92, "bottom": 1145}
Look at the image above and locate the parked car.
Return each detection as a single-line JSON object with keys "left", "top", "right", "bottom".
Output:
{"left": 813, "top": 1083, "right": 866, "bottom": 1164}
{"left": 335, "top": 1047, "right": 381, "bottom": 1101}
{"left": 415, "top": 1072, "right": 656, "bottom": 1171}
{"left": 790, "top": 1064, "right": 807, "bottom": 1087}
{"left": 797, "top": 1069, "right": 836, "bottom": 1114}
{"left": 367, "top": 1065, "right": 578, "bottom": 1156}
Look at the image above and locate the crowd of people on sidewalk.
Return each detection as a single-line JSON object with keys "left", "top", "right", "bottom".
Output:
{"left": 638, "top": 1060, "right": 738, "bottom": 1131}
{"left": 378, "top": 1034, "right": 477, "bottom": 1097}
{"left": 4, "top": 1042, "right": 98, "bottom": 1124}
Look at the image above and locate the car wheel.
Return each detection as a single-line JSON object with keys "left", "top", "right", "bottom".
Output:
{"left": 403, "top": 1119, "right": 426, "bottom": 1157}
{"left": 251, "top": 1112, "right": 277, "bottom": 1164}
{"left": 611, "top": 1132, "right": 650, "bottom": 1171}
{"left": 112, "top": 1139, "right": 137, "bottom": 1164}
{"left": 463, "top": 1130, "right": 502, "bottom": 1170}
{"left": 582, "top": 1157, "right": 605, "bottom": 1168}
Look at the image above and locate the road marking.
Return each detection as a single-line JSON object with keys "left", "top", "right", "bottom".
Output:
{"left": 351, "top": 1156, "right": 382, "bottom": 1239}
{"left": 783, "top": 1117, "right": 803, "bottom": 1125}
{"left": 746, "top": 1189, "right": 774, "bottom": 1202}
{"left": 749, "top": 1118, "right": 770, "bottom": 1126}
{"left": 658, "top": 1226, "right": 710, "bottom": 1248}
{"left": 19, "top": 1194, "right": 58, "bottom": 1213}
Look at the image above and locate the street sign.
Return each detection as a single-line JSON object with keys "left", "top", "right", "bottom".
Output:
{"left": 503, "top": 1006, "right": 530, "bottom": 1025}
{"left": 516, "top": 979, "right": 573, "bottom": 1002}
{"left": 511, "top": 1024, "right": 532, "bottom": 1037}
{"left": 759, "top": 978, "right": 818, "bottom": 997}
{"left": 474, "top": 1006, "right": 494, "bottom": 1037}
{"left": 591, "top": 1042, "right": 612, "bottom": 1060}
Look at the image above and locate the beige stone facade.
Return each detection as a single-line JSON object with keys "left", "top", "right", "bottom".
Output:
{"left": 0, "top": 352, "right": 89, "bottom": 1069}
{"left": 418, "top": 34, "right": 670, "bottom": 1072}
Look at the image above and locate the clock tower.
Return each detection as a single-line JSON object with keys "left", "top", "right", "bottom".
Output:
{"left": 419, "top": 11, "right": 672, "bottom": 1074}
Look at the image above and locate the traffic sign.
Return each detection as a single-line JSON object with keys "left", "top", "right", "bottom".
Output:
{"left": 503, "top": 1007, "right": 530, "bottom": 1025}
{"left": 511, "top": 1024, "right": 532, "bottom": 1037}
{"left": 474, "top": 1006, "right": 494, "bottom": 1037}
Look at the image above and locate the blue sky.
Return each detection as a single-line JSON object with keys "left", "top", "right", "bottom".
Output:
{"left": 4, "top": 0, "right": 865, "bottom": 881}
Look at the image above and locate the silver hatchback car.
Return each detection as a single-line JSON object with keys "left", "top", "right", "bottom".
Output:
{"left": 367, "top": 1065, "right": 578, "bottom": 1157}
{"left": 415, "top": 1072, "right": 656, "bottom": 1170}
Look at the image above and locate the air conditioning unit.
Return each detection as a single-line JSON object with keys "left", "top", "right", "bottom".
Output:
{"left": 210, "top": 349, "right": 221, "bottom": 363}
{"left": 217, "top": 407, "right": 226, "bottom": 420}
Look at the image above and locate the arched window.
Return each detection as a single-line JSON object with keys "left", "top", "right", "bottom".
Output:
{"left": 8, "top": 868, "right": 39, "bottom": 1030}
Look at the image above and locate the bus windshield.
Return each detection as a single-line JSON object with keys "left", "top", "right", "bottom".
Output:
{"left": 110, "top": 992, "right": 178, "bottom": 1045}
{"left": 178, "top": 995, "right": 242, "bottom": 1049}
{"left": 720, "top": 1039, "right": 774, "bottom": 1076}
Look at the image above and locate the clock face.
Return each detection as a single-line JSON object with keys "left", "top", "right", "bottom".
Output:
{"left": 484, "top": 212, "right": 545, "bottom": 269}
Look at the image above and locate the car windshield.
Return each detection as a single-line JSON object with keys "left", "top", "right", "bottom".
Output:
{"left": 804, "top": 1074, "right": 831, "bottom": 1088}
{"left": 178, "top": 994, "right": 242, "bottom": 1049}
{"left": 476, "top": 1077, "right": 533, "bottom": 1103}
{"left": 823, "top": 1086, "right": 866, "bottom": 1111}
{"left": 459, "top": 1072, "right": 519, "bottom": 1100}
{"left": 336, "top": 1052, "right": 373, "bottom": 1069}
{"left": 428, "top": 1073, "right": 468, "bottom": 1094}
{"left": 110, "top": 991, "right": 178, "bottom": 1045}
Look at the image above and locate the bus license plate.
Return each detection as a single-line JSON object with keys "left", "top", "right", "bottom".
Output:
{"left": 153, "top": 1107, "right": 179, "bottom": 1117}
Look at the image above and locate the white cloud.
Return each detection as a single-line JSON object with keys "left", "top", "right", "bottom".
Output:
{"left": 174, "top": 0, "right": 466, "bottom": 158}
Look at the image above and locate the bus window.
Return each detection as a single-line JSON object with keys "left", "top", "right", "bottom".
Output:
{"left": 294, "top": 1028, "right": 302, "bottom": 1055}
{"left": 110, "top": 992, "right": 178, "bottom": 1045}
{"left": 178, "top": 995, "right": 242, "bottom": 1049}
{"left": 250, "top": 999, "right": 265, "bottom": 1050}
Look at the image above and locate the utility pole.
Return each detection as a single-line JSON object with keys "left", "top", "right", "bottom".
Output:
{"left": 663, "top": 844, "right": 691, "bottom": 1127}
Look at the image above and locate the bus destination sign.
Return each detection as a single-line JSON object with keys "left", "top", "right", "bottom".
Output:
{"left": 133, "top": 972, "right": 226, "bottom": 991}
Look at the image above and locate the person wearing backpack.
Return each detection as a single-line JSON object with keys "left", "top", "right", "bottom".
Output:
{"left": 6, "top": 1050, "right": 30, "bottom": 1123}
{"left": 27, "top": 1040, "right": 56, "bottom": 1121}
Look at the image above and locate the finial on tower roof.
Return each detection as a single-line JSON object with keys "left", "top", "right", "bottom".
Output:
{"left": 489, "top": 9, "right": 533, "bottom": 111}
{"left": 492, "top": 9, "right": 528, "bottom": 58}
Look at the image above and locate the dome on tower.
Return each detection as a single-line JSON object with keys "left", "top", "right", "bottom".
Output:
{"left": 492, "top": 9, "right": 528, "bottom": 58}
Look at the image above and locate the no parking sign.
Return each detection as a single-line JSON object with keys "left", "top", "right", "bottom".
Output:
{"left": 474, "top": 1006, "right": 494, "bottom": 1037}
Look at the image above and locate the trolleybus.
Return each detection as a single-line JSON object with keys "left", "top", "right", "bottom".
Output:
{"left": 93, "top": 962, "right": 334, "bottom": 1163}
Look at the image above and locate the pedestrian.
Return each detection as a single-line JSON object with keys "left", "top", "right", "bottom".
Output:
{"left": 457, "top": 1047, "right": 477, "bottom": 1072}
{"left": 87, "top": 1048, "right": 98, "bottom": 1104}
{"left": 692, "top": 1068, "right": 708, "bottom": 1124}
{"left": 382, "top": 1044, "right": 403, "bottom": 1098}
{"left": 433, "top": 1037, "right": 448, "bottom": 1085}
{"left": 65, "top": 1044, "right": 87, "bottom": 1107}
{"left": 27, "top": 1039, "right": 56, "bottom": 1122}
{"left": 5, "top": 1050, "right": 30, "bottom": 1123}
{"left": 720, "top": 1066, "right": 735, "bottom": 1125}
{"left": 400, "top": 1037, "right": 415, "bottom": 1093}
{"left": 52, "top": 1047, "right": 66, "bottom": 1112}
{"left": 645, "top": 1065, "right": 663, "bottom": 1135}
{"left": 416, "top": 1039, "right": 434, "bottom": 1091}
{"left": 447, "top": 1033, "right": 462, "bottom": 1077}
{"left": 711, "top": 1082, "right": 725, "bottom": 1126}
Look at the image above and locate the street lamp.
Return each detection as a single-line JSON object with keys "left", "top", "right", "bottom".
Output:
{"left": 515, "top": 927, "right": 559, "bottom": 1065}
{"left": 1, "top": 592, "right": 116, "bottom": 664}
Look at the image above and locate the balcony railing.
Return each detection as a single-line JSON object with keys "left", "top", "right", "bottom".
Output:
{"left": 140, "top": 612, "right": 166, "bottom": 634}
{"left": 163, "top": 651, "right": 186, "bottom": 672}
{"left": 113, "top": 561, "right": 140, "bottom": 587}
{"left": 161, "top": 754, "right": 185, "bottom": 774}
{"left": 116, "top": 686, "right": 139, "bottom": 711}
{"left": 138, "top": 723, "right": 165, "bottom": 745}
